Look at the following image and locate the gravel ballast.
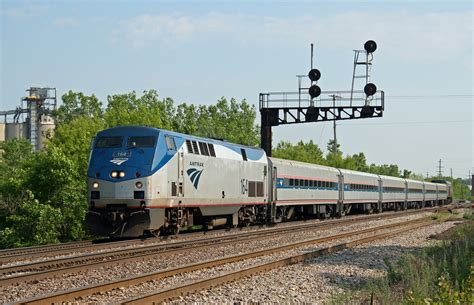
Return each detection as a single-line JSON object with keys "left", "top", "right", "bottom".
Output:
{"left": 174, "top": 221, "right": 460, "bottom": 304}
{"left": 0, "top": 211, "right": 455, "bottom": 303}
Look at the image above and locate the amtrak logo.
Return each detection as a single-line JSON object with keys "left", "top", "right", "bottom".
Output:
{"left": 187, "top": 168, "right": 204, "bottom": 189}
{"left": 110, "top": 158, "right": 128, "bottom": 165}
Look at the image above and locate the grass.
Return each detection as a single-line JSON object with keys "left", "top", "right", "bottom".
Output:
{"left": 330, "top": 218, "right": 474, "bottom": 304}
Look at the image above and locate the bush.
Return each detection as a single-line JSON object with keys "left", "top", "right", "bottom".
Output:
{"left": 0, "top": 191, "right": 63, "bottom": 248}
{"left": 336, "top": 223, "right": 474, "bottom": 304}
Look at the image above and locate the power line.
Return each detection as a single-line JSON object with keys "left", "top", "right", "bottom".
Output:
{"left": 386, "top": 94, "right": 473, "bottom": 98}
{"left": 341, "top": 120, "right": 472, "bottom": 126}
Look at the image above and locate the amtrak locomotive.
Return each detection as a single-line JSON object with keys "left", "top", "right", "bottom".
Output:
{"left": 86, "top": 126, "right": 452, "bottom": 237}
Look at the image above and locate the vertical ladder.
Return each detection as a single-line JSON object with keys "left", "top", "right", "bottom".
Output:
{"left": 350, "top": 49, "right": 373, "bottom": 106}
{"left": 29, "top": 100, "right": 38, "bottom": 150}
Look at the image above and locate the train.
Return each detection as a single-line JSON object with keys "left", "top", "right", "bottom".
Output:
{"left": 86, "top": 126, "right": 453, "bottom": 237}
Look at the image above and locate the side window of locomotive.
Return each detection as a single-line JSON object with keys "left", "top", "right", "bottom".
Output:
{"left": 95, "top": 136, "right": 123, "bottom": 148}
{"left": 241, "top": 148, "right": 248, "bottom": 161}
{"left": 165, "top": 136, "right": 176, "bottom": 151}
{"left": 289, "top": 178, "right": 294, "bottom": 186}
{"left": 256, "top": 182, "right": 264, "bottom": 197}
{"left": 248, "top": 181, "right": 256, "bottom": 197}
{"left": 199, "top": 142, "right": 210, "bottom": 156}
{"left": 283, "top": 178, "right": 289, "bottom": 187}
{"left": 192, "top": 141, "right": 200, "bottom": 154}
{"left": 127, "top": 136, "right": 156, "bottom": 148}
{"left": 208, "top": 143, "right": 216, "bottom": 157}
{"left": 186, "top": 140, "right": 193, "bottom": 153}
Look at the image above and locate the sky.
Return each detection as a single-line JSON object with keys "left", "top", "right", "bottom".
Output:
{"left": 0, "top": 0, "right": 472, "bottom": 178}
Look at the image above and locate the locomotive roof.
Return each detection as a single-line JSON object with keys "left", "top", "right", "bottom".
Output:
{"left": 97, "top": 125, "right": 264, "bottom": 152}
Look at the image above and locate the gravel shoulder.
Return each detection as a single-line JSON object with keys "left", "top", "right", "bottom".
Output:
{"left": 172, "top": 220, "right": 461, "bottom": 304}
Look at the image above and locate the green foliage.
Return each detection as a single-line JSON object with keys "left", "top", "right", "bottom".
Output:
{"left": 272, "top": 139, "right": 407, "bottom": 178}
{"left": 351, "top": 223, "right": 474, "bottom": 304}
{"left": 452, "top": 178, "right": 471, "bottom": 200}
{"left": 172, "top": 97, "right": 259, "bottom": 145}
{"left": 0, "top": 141, "right": 86, "bottom": 248}
{"left": 273, "top": 140, "right": 325, "bottom": 165}
{"left": 104, "top": 90, "right": 173, "bottom": 129}
{"left": 51, "top": 116, "right": 104, "bottom": 176}
{"left": 54, "top": 91, "right": 103, "bottom": 123}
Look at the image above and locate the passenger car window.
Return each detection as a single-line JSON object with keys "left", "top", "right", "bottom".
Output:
{"left": 95, "top": 136, "right": 123, "bottom": 148}
{"left": 128, "top": 136, "right": 156, "bottom": 148}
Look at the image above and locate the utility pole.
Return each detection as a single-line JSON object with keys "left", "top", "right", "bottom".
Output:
{"left": 329, "top": 94, "right": 342, "bottom": 155}
{"left": 468, "top": 170, "right": 472, "bottom": 198}
{"left": 437, "top": 159, "right": 443, "bottom": 177}
{"left": 450, "top": 168, "right": 453, "bottom": 179}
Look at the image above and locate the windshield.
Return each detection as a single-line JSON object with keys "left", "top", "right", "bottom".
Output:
{"left": 127, "top": 136, "right": 156, "bottom": 148}
{"left": 95, "top": 136, "right": 123, "bottom": 148}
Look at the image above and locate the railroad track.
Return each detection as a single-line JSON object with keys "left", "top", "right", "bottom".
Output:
{"left": 0, "top": 240, "right": 93, "bottom": 262}
{"left": 0, "top": 205, "right": 456, "bottom": 287}
{"left": 17, "top": 216, "right": 447, "bottom": 305}
{"left": 0, "top": 205, "right": 454, "bottom": 266}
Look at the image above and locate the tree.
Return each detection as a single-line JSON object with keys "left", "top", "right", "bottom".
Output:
{"left": 54, "top": 91, "right": 103, "bottom": 123}
{"left": 326, "top": 139, "right": 344, "bottom": 168}
{"left": 51, "top": 116, "right": 104, "bottom": 176}
{"left": 273, "top": 140, "right": 325, "bottom": 165}
{"left": 104, "top": 90, "right": 173, "bottom": 129}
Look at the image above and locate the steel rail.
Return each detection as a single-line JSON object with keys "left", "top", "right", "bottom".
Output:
{"left": 122, "top": 220, "right": 439, "bottom": 304}
{"left": 0, "top": 206, "right": 443, "bottom": 283}
{"left": 0, "top": 240, "right": 93, "bottom": 259}
{"left": 17, "top": 217, "right": 440, "bottom": 305}
{"left": 0, "top": 205, "right": 454, "bottom": 265}
{"left": 0, "top": 206, "right": 455, "bottom": 286}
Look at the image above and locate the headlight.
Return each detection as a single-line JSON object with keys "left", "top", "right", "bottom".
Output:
{"left": 119, "top": 171, "right": 125, "bottom": 178}
{"left": 136, "top": 181, "right": 143, "bottom": 189}
{"left": 92, "top": 181, "right": 99, "bottom": 189}
{"left": 111, "top": 171, "right": 118, "bottom": 178}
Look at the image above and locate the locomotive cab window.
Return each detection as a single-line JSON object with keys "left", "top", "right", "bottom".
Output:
{"left": 127, "top": 136, "right": 156, "bottom": 148}
{"left": 241, "top": 149, "right": 248, "bottom": 161}
{"left": 165, "top": 136, "right": 176, "bottom": 151}
{"left": 95, "top": 136, "right": 123, "bottom": 148}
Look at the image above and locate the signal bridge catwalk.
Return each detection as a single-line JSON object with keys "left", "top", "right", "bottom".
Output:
{"left": 259, "top": 89, "right": 385, "bottom": 156}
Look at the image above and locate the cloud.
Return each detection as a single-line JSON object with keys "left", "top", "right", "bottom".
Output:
{"left": 52, "top": 17, "right": 79, "bottom": 28}
{"left": 113, "top": 10, "right": 472, "bottom": 62}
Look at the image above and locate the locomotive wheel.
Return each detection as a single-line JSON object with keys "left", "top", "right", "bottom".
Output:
{"left": 150, "top": 229, "right": 161, "bottom": 237}
{"left": 168, "top": 226, "right": 180, "bottom": 235}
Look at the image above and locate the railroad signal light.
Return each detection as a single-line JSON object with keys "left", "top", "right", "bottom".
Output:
{"left": 361, "top": 106, "right": 375, "bottom": 117}
{"left": 308, "top": 68, "right": 321, "bottom": 82}
{"left": 364, "top": 40, "right": 377, "bottom": 53}
{"left": 364, "top": 83, "right": 377, "bottom": 96}
{"left": 308, "top": 85, "right": 321, "bottom": 99}
{"left": 305, "top": 107, "right": 319, "bottom": 121}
